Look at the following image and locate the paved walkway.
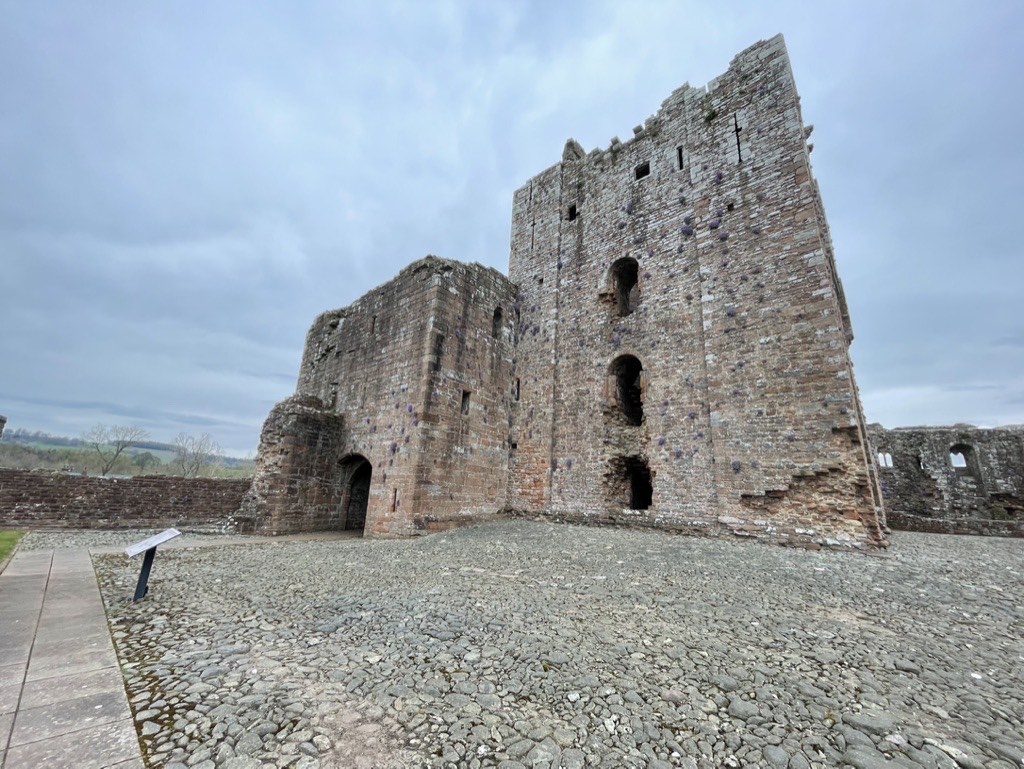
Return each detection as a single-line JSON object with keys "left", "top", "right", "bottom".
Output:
{"left": 0, "top": 547, "right": 142, "bottom": 769}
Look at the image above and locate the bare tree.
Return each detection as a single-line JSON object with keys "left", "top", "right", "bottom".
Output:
{"left": 82, "top": 424, "right": 150, "bottom": 476}
{"left": 172, "top": 432, "right": 222, "bottom": 477}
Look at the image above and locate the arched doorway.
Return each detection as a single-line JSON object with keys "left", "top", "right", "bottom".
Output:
{"left": 338, "top": 454, "right": 372, "bottom": 533}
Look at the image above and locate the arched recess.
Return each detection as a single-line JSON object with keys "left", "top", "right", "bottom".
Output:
{"left": 602, "top": 257, "right": 640, "bottom": 317}
{"left": 338, "top": 454, "right": 372, "bottom": 532}
{"left": 607, "top": 355, "right": 645, "bottom": 425}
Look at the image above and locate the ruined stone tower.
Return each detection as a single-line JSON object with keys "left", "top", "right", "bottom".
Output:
{"left": 240, "top": 35, "right": 887, "bottom": 548}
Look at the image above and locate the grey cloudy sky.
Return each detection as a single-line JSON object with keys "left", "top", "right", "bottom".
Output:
{"left": 2, "top": 1, "right": 1022, "bottom": 455}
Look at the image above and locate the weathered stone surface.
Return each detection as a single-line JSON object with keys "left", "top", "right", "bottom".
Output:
{"left": 243, "top": 35, "right": 886, "bottom": 549}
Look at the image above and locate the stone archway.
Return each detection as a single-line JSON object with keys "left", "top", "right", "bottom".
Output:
{"left": 339, "top": 454, "right": 372, "bottom": 533}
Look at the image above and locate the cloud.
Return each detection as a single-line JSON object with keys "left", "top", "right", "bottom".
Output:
{"left": 2, "top": 0, "right": 1023, "bottom": 454}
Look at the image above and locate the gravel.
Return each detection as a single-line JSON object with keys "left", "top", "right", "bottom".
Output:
{"left": 84, "top": 521, "right": 1023, "bottom": 769}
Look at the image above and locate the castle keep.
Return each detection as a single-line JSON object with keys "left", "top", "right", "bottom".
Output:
{"left": 240, "top": 35, "right": 888, "bottom": 548}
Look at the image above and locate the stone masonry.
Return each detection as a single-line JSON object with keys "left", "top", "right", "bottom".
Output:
{"left": 868, "top": 424, "right": 1024, "bottom": 537}
{"left": 243, "top": 35, "right": 887, "bottom": 548}
{"left": 0, "top": 468, "right": 249, "bottom": 531}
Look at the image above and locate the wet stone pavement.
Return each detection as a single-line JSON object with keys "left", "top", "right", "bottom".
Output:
{"left": 24, "top": 521, "right": 1024, "bottom": 769}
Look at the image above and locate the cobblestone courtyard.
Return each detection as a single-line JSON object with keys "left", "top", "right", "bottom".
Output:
{"left": 23, "top": 522, "right": 1024, "bottom": 769}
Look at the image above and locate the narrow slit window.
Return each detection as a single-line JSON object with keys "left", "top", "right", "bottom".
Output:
{"left": 514, "top": 378, "right": 520, "bottom": 401}
{"left": 733, "top": 113, "right": 744, "bottom": 163}
{"left": 634, "top": 161, "right": 651, "bottom": 180}
{"left": 461, "top": 390, "right": 471, "bottom": 415}
{"left": 492, "top": 306, "right": 503, "bottom": 338}
{"left": 676, "top": 147, "right": 684, "bottom": 170}
{"left": 390, "top": 488, "right": 399, "bottom": 512}
{"left": 370, "top": 315, "right": 377, "bottom": 334}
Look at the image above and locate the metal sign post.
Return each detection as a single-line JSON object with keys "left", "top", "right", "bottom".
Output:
{"left": 125, "top": 528, "right": 181, "bottom": 602}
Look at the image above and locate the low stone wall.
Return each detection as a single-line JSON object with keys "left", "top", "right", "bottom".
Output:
{"left": 0, "top": 469, "right": 250, "bottom": 531}
{"left": 887, "top": 511, "right": 1024, "bottom": 538}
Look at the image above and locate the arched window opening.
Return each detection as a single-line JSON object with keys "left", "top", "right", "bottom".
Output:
{"left": 492, "top": 306, "right": 503, "bottom": 338}
{"left": 338, "top": 454, "right": 372, "bottom": 533}
{"left": 949, "top": 443, "right": 977, "bottom": 477}
{"left": 877, "top": 451, "right": 893, "bottom": 468}
{"left": 605, "top": 456, "right": 653, "bottom": 511}
{"left": 608, "top": 355, "right": 644, "bottom": 425}
{"left": 604, "top": 257, "right": 640, "bottom": 317}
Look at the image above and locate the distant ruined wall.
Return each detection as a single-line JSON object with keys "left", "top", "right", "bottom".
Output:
{"left": 0, "top": 469, "right": 249, "bottom": 531}
{"left": 0, "top": 415, "right": 7, "bottom": 440}
{"left": 868, "top": 424, "right": 1024, "bottom": 537}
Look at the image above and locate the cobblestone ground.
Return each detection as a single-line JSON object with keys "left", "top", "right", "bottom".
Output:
{"left": 46, "top": 522, "right": 1024, "bottom": 769}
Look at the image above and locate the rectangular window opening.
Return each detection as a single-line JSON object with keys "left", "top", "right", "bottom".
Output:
{"left": 461, "top": 390, "right": 471, "bottom": 415}
{"left": 566, "top": 204, "right": 578, "bottom": 221}
{"left": 634, "top": 161, "right": 651, "bottom": 180}
{"left": 676, "top": 147, "right": 684, "bottom": 170}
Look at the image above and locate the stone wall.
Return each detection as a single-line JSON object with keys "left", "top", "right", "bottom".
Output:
{"left": 0, "top": 469, "right": 250, "bottom": 530}
{"left": 868, "top": 424, "right": 1024, "bottom": 535}
{"left": 507, "top": 34, "right": 884, "bottom": 548}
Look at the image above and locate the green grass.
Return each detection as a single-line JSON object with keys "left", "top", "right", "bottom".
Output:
{"left": 0, "top": 530, "right": 25, "bottom": 565}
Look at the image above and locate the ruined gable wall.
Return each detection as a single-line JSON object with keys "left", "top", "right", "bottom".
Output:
{"left": 868, "top": 424, "right": 1024, "bottom": 535}
{"left": 246, "top": 257, "right": 517, "bottom": 537}
{"left": 509, "top": 35, "right": 884, "bottom": 548}
{"left": 293, "top": 258, "right": 446, "bottom": 537}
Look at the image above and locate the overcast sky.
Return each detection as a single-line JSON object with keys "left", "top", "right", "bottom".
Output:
{"left": 2, "top": 1, "right": 1022, "bottom": 455}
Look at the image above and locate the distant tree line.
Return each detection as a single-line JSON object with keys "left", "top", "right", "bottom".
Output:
{"left": 0, "top": 424, "right": 254, "bottom": 479}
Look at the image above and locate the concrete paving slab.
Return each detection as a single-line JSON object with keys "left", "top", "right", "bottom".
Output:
{"left": 10, "top": 689, "right": 131, "bottom": 745}
{"left": 30, "top": 631, "right": 111, "bottom": 659}
{"left": 3, "top": 716, "right": 139, "bottom": 769}
{"left": 0, "top": 575, "right": 48, "bottom": 596}
{"left": 0, "top": 682, "right": 21, "bottom": 714}
{"left": 25, "top": 643, "right": 118, "bottom": 682}
{"left": 0, "top": 708, "right": 13, "bottom": 747}
{"left": 0, "top": 556, "right": 50, "bottom": 578}
{"left": 0, "top": 663, "right": 24, "bottom": 687}
{"left": 33, "top": 617, "right": 111, "bottom": 644}
{"left": 18, "top": 666, "right": 124, "bottom": 710}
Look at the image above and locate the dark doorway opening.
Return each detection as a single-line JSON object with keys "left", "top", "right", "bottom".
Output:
{"left": 338, "top": 454, "right": 372, "bottom": 533}
{"left": 609, "top": 354, "right": 644, "bottom": 425}
{"left": 606, "top": 455, "right": 653, "bottom": 510}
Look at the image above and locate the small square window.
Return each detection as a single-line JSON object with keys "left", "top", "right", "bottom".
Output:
{"left": 566, "top": 204, "right": 578, "bottom": 221}
{"left": 634, "top": 162, "right": 651, "bottom": 180}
